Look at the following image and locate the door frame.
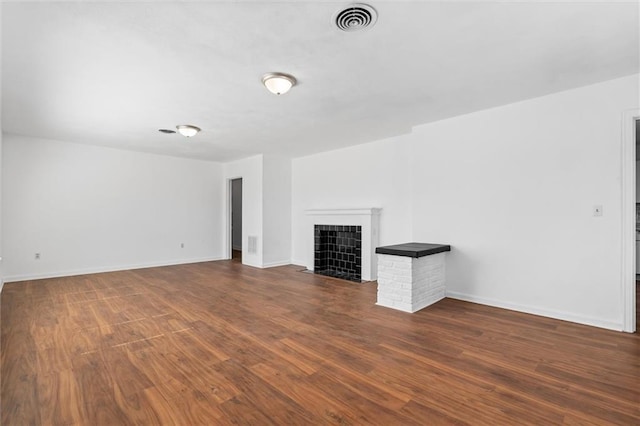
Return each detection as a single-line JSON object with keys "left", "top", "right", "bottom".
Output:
{"left": 621, "top": 109, "right": 639, "bottom": 332}
{"left": 226, "top": 176, "right": 243, "bottom": 261}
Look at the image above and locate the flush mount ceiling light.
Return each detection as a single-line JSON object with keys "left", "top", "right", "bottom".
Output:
{"left": 262, "top": 72, "right": 297, "bottom": 95}
{"left": 176, "top": 124, "right": 201, "bottom": 137}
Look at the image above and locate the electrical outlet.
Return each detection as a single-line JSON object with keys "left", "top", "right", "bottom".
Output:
{"left": 35, "top": 253, "right": 41, "bottom": 260}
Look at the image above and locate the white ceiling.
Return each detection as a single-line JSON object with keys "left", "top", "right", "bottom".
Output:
{"left": 2, "top": 1, "right": 638, "bottom": 162}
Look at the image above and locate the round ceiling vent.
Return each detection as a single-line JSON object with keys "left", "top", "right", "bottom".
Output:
{"left": 334, "top": 3, "right": 378, "bottom": 32}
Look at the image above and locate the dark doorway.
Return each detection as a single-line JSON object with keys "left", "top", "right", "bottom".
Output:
{"left": 231, "top": 178, "right": 242, "bottom": 262}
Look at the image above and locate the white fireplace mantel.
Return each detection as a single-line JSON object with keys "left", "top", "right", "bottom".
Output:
{"left": 305, "top": 208, "right": 381, "bottom": 281}
{"left": 305, "top": 208, "right": 381, "bottom": 217}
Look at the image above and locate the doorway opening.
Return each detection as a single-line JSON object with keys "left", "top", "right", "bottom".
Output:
{"left": 230, "top": 178, "right": 243, "bottom": 263}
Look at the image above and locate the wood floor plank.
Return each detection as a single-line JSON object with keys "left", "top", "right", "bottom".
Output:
{"left": 71, "top": 352, "right": 131, "bottom": 425}
{"left": 305, "top": 368, "right": 423, "bottom": 426}
{"left": 36, "top": 369, "right": 85, "bottom": 425}
{"left": 535, "top": 359, "right": 639, "bottom": 401}
{"left": 250, "top": 361, "right": 357, "bottom": 425}
{"left": 143, "top": 385, "right": 225, "bottom": 425}
{"left": 2, "top": 261, "right": 639, "bottom": 425}
{"left": 214, "top": 359, "right": 316, "bottom": 425}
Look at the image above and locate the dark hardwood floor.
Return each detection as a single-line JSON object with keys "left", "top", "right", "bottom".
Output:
{"left": 2, "top": 261, "right": 639, "bottom": 425}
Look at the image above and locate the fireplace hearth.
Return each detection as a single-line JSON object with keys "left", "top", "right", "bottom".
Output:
{"left": 314, "top": 225, "right": 362, "bottom": 282}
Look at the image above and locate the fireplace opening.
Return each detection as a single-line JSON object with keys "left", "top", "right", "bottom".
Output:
{"left": 314, "top": 225, "right": 362, "bottom": 282}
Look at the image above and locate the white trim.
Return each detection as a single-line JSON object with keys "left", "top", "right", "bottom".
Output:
{"left": 446, "top": 291, "right": 623, "bottom": 332}
{"left": 225, "top": 176, "right": 243, "bottom": 262}
{"left": 304, "top": 208, "right": 382, "bottom": 281}
{"left": 240, "top": 258, "right": 262, "bottom": 269}
{"left": 2, "top": 256, "right": 225, "bottom": 283}
{"left": 225, "top": 178, "right": 234, "bottom": 260}
{"left": 621, "top": 109, "right": 639, "bottom": 333}
{"left": 261, "top": 260, "right": 292, "bottom": 268}
{"left": 291, "top": 260, "right": 306, "bottom": 268}
{"left": 305, "top": 208, "right": 381, "bottom": 216}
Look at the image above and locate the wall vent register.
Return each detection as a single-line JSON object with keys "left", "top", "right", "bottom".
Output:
{"left": 314, "top": 225, "right": 362, "bottom": 282}
{"left": 334, "top": 3, "right": 378, "bottom": 32}
{"left": 248, "top": 236, "right": 258, "bottom": 254}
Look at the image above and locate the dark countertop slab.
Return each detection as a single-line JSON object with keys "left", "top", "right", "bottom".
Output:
{"left": 375, "top": 242, "right": 451, "bottom": 258}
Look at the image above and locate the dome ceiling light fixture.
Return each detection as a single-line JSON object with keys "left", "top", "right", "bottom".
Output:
{"left": 176, "top": 124, "right": 201, "bottom": 137}
{"left": 262, "top": 72, "right": 297, "bottom": 95}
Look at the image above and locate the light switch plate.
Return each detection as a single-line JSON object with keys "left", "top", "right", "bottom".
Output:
{"left": 593, "top": 205, "right": 603, "bottom": 217}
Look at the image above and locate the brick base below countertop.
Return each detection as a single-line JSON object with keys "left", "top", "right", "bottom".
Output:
{"left": 376, "top": 252, "right": 446, "bottom": 313}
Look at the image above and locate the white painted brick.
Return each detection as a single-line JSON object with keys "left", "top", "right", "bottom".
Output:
{"left": 376, "top": 251, "right": 447, "bottom": 313}
{"left": 394, "top": 289, "right": 412, "bottom": 298}
{"left": 384, "top": 293, "right": 403, "bottom": 302}
{"left": 392, "top": 301, "right": 413, "bottom": 312}
{"left": 377, "top": 282, "right": 399, "bottom": 290}
{"left": 391, "top": 268, "right": 412, "bottom": 278}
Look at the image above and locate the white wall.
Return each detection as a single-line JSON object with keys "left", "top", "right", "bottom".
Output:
{"left": 291, "top": 74, "right": 639, "bottom": 330}
{"left": 0, "top": 131, "right": 3, "bottom": 292}
{"left": 411, "top": 74, "right": 638, "bottom": 330}
{"left": 223, "top": 155, "right": 263, "bottom": 268}
{"left": 262, "top": 155, "right": 291, "bottom": 267}
{"left": 223, "top": 154, "right": 293, "bottom": 268}
{"left": 2, "top": 134, "right": 224, "bottom": 281}
{"left": 291, "top": 134, "right": 413, "bottom": 266}
{"left": 0, "top": 3, "right": 4, "bottom": 292}
{"left": 0, "top": 131, "right": 3, "bottom": 293}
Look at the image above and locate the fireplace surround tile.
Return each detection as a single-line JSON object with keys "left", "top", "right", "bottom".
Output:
{"left": 305, "top": 208, "right": 381, "bottom": 282}
{"left": 313, "top": 224, "right": 363, "bottom": 282}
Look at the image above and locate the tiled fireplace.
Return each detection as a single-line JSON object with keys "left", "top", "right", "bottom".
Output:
{"left": 305, "top": 208, "right": 381, "bottom": 282}
{"left": 314, "top": 225, "right": 362, "bottom": 282}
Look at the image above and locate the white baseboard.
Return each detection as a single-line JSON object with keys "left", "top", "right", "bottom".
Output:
{"left": 290, "top": 259, "right": 308, "bottom": 269}
{"left": 261, "top": 260, "right": 292, "bottom": 268}
{"left": 446, "top": 290, "right": 623, "bottom": 332}
{"left": 3, "top": 256, "right": 225, "bottom": 283}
